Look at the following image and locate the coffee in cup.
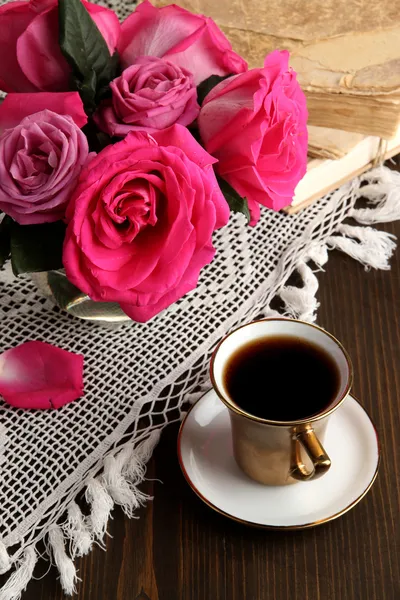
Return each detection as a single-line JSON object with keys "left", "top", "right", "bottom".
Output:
{"left": 210, "top": 318, "right": 353, "bottom": 485}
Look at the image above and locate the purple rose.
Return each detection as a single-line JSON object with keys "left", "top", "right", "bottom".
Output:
{"left": 94, "top": 57, "right": 200, "bottom": 136}
{"left": 0, "top": 99, "right": 89, "bottom": 225}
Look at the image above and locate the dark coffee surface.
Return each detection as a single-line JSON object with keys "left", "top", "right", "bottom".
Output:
{"left": 223, "top": 335, "right": 340, "bottom": 421}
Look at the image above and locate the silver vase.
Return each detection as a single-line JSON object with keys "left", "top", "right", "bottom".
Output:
{"left": 31, "top": 270, "right": 131, "bottom": 323}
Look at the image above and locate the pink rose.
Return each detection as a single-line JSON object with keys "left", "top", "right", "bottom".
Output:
{"left": 0, "top": 93, "right": 89, "bottom": 224}
{"left": 0, "top": 0, "right": 120, "bottom": 92}
{"left": 198, "top": 51, "right": 308, "bottom": 224}
{"left": 118, "top": 0, "right": 247, "bottom": 86}
{"left": 63, "top": 125, "right": 229, "bottom": 322}
{"left": 95, "top": 57, "right": 199, "bottom": 136}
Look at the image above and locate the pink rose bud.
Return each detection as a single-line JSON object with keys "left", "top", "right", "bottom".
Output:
{"left": 118, "top": 0, "right": 247, "bottom": 86}
{"left": 198, "top": 50, "right": 309, "bottom": 225}
{"left": 63, "top": 125, "right": 230, "bottom": 323}
{"left": 95, "top": 57, "right": 200, "bottom": 136}
{"left": 0, "top": 0, "right": 120, "bottom": 93}
{"left": 0, "top": 94, "right": 89, "bottom": 224}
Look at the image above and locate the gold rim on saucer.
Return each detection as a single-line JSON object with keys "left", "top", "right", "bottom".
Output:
{"left": 177, "top": 394, "right": 380, "bottom": 530}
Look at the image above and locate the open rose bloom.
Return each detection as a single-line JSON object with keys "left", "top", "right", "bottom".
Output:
{"left": 63, "top": 126, "right": 229, "bottom": 322}
{"left": 0, "top": 0, "right": 308, "bottom": 323}
{"left": 198, "top": 50, "right": 308, "bottom": 224}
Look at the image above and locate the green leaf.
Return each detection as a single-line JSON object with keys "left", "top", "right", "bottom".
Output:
{"left": 0, "top": 215, "right": 13, "bottom": 268}
{"left": 197, "top": 74, "right": 232, "bottom": 106}
{"left": 10, "top": 221, "right": 66, "bottom": 275}
{"left": 96, "top": 51, "right": 120, "bottom": 101}
{"left": 217, "top": 176, "right": 251, "bottom": 223}
{"left": 59, "top": 0, "right": 119, "bottom": 113}
{"left": 73, "top": 69, "right": 97, "bottom": 114}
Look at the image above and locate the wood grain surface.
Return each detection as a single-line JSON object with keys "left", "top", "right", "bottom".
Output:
{"left": 6, "top": 220, "right": 400, "bottom": 600}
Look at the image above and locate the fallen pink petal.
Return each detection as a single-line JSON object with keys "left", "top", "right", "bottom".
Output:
{"left": 0, "top": 341, "right": 84, "bottom": 409}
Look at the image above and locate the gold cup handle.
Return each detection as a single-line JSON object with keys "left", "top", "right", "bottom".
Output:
{"left": 290, "top": 427, "right": 331, "bottom": 481}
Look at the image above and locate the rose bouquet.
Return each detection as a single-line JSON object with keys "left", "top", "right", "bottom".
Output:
{"left": 0, "top": 0, "right": 308, "bottom": 322}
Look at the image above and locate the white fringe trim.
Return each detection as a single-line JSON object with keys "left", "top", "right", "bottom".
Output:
{"left": 280, "top": 261, "right": 320, "bottom": 322}
{"left": 1, "top": 165, "right": 399, "bottom": 599}
{"left": 0, "top": 431, "right": 160, "bottom": 599}
{"left": 0, "top": 547, "right": 36, "bottom": 600}
{"left": 328, "top": 224, "right": 397, "bottom": 270}
{"left": 102, "top": 430, "right": 160, "bottom": 518}
{"left": 62, "top": 502, "right": 92, "bottom": 559}
{"left": 350, "top": 166, "right": 400, "bottom": 224}
{"left": 275, "top": 166, "right": 400, "bottom": 322}
{"left": 48, "top": 526, "right": 78, "bottom": 596}
{"left": 85, "top": 477, "right": 114, "bottom": 544}
{"left": 259, "top": 307, "right": 282, "bottom": 319}
{"left": 0, "top": 541, "right": 11, "bottom": 576}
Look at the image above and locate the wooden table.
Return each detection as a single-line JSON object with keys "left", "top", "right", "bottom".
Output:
{"left": 19, "top": 219, "right": 400, "bottom": 600}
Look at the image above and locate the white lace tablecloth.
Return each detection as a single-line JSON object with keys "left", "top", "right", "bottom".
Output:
{"left": 1, "top": 165, "right": 399, "bottom": 598}
{"left": 0, "top": 1, "right": 400, "bottom": 597}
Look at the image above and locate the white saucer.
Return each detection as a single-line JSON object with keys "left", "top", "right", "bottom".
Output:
{"left": 178, "top": 390, "right": 380, "bottom": 529}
